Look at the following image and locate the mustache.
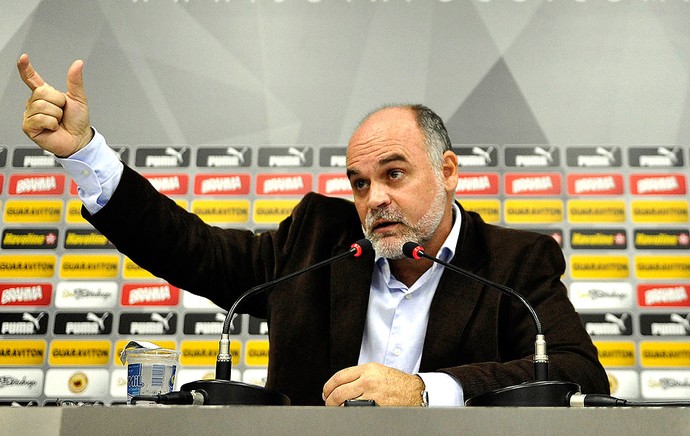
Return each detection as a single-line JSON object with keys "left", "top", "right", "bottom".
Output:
{"left": 364, "top": 207, "right": 408, "bottom": 232}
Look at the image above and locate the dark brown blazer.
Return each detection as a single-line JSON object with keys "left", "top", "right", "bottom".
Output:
{"left": 86, "top": 165, "right": 609, "bottom": 405}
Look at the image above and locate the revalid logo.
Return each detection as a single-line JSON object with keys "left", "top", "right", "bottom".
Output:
{"left": 258, "top": 146, "right": 313, "bottom": 167}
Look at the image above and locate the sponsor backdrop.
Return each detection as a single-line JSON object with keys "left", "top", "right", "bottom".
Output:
{"left": 1, "top": 0, "right": 689, "bottom": 404}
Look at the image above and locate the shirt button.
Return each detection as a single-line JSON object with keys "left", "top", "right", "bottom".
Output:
{"left": 393, "top": 348, "right": 401, "bottom": 356}
{"left": 405, "top": 293, "right": 412, "bottom": 299}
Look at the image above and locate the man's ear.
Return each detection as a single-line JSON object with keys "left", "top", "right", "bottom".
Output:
{"left": 442, "top": 150, "right": 458, "bottom": 192}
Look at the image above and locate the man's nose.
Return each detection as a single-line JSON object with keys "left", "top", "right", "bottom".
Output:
{"left": 367, "top": 182, "right": 391, "bottom": 210}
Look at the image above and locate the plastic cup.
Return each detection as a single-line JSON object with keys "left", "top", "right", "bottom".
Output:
{"left": 124, "top": 348, "right": 181, "bottom": 401}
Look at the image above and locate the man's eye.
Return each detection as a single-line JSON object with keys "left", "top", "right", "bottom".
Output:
{"left": 390, "top": 170, "right": 403, "bottom": 179}
{"left": 353, "top": 180, "right": 368, "bottom": 190}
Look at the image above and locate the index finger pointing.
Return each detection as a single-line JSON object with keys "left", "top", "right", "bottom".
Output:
{"left": 17, "top": 53, "right": 45, "bottom": 91}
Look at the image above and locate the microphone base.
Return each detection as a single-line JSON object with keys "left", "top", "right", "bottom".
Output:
{"left": 181, "top": 379, "right": 290, "bottom": 406}
{"left": 465, "top": 381, "right": 580, "bottom": 407}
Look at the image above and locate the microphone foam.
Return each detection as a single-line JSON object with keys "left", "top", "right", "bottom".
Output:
{"left": 402, "top": 241, "right": 423, "bottom": 259}
{"left": 351, "top": 238, "right": 372, "bottom": 257}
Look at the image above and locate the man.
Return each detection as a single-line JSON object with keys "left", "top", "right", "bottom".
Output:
{"left": 17, "top": 54, "right": 609, "bottom": 406}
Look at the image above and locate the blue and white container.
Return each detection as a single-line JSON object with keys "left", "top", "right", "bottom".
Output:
{"left": 120, "top": 341, "right": 180, "bottom": 401}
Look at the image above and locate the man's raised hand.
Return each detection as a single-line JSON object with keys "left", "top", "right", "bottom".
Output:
{"left": 17, "top": 54, "right": 93, "bottom": 157}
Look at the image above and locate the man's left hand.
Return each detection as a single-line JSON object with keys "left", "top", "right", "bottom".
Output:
{"left": 322, "top": 362, "right": 425, "bottom": 406}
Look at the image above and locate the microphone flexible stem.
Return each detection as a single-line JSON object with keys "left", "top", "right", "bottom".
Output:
{"left": 414, "top": 250, "right": 542, "bottom": 335}
{"left": 215, "top": 239, "right": 371, "bottom": 381}
{"left": 223, "top": 246, "right": 360, "bottom": 334}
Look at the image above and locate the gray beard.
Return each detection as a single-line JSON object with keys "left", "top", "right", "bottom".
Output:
{"left": 364, "top": 182, "right": 447, "bottom": 259}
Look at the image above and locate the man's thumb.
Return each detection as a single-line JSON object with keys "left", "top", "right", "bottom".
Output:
{"left": 66, "top": 59, "right": 87, "bottom": 103}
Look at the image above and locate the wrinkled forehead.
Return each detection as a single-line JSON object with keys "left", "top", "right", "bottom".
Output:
{"left": 346, "top": 108, "right": 425, "bottom": 167}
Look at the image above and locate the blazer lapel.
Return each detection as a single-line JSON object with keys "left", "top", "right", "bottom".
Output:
{"left": 329, "top": 244, "right": 374, "bottom": 373}
{"left": 420, "top": 205, "right": 489, "bottom": 372}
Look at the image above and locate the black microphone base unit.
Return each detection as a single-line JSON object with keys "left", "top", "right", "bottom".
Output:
{"left": 181, "top": 379, "right": 291, "bottom": 405}
{"left": 465, "top": 381, "right": 581, "bottom": 407}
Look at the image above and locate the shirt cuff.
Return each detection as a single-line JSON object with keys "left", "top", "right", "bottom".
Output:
{"left": 417, "top": 372, "right": 464, "bottom": 407}
{"left": 57, "top": 128, "right": 124, "bottom": 215}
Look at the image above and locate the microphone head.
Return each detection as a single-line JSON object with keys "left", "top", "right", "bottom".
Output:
{"left": 351, "top": 238, "right": 372, "bottom": 257}
{"left": 402, "top": 241, "right": 424, "bottom": 260}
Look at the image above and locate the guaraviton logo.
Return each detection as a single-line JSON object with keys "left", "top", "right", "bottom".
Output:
{"left": 635, "top": 255, "right": 690, "bottom": 280}
{"left": 504, "top": 199, "right": 563, "bottom": 223}
{"left": 191, "top": 200, "right": 250, "bottom": 223}
{"left": 631, "top": 200, "right": 689, "bottom": 223}
{"left": 253, "top": 199, "right": 300, "bottom": 224}
{"left": 570, "top": 255, "right": 630, "bottom": 279}
{"left": 567, "top": 200, "right": 626, "bottom": 223}
{"left": 3, "top": 200, "right": 63, "bottom": 223}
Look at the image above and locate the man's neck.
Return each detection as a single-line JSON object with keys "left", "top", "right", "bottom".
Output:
{"left": 389, "top": 257, "right": 434, "bottom": 288}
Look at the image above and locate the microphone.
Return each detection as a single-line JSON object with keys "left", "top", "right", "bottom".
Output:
{"left": 179, "top": 238, "right": 372, "bottom": 405}
{"left": 404, "top": 241, "right": 690, "bottom": 408}
{"left": 402, "top": 241, "right": 580, "bottom": 407}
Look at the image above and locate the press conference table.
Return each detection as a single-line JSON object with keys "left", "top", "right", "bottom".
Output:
{"left": 4, "top": 406, "right": 689, "bottom": 435}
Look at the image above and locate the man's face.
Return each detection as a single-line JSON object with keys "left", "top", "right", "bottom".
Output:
{"left": 346, "top": 107, "right": 455, "bottom": 259}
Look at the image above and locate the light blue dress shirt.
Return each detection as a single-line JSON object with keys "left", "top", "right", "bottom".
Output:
{"left": 358, "top": 202, "right": 464, "bottom": 406}
{"left": 57, "top": 130, "right": 464, "bottom": 406}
